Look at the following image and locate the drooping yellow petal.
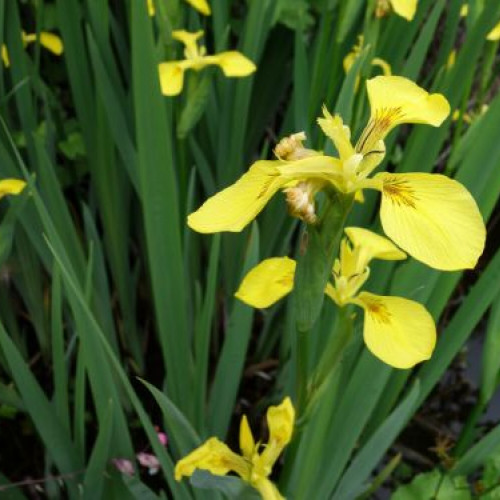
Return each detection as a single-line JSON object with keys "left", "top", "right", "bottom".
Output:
{"left": 317, "top": 107, "right": 355, "bottom": 161}
{"left": 357, "top": 76, "right": 450, "bottom": 154}
{"left": 158, "top": 62, "right": 186, "bottom": 96}
{"left": 389, "top": 0, "right": 417, "bottom": 21}
{"left": 487, "top": 21, "right": 500, "bottom": 41}
{"left": 38, "top": 33, "right": 64, "bottom": 55}
{"left": 344, "top": 227, "right": 407, "bottom": 263}
{"left": 187, "top": 161, "right": 286, "bottom": 233}
{"left": 206, "top": 51, "right": 256, "bottom": 77}
{"left": 356, "top": 292, "right": 436, "bottom": 369}
{"left": 239, "top": 415, "right": 256, "bottom": 460}
{"left": 185, "top": 0, "right": 211, "bottom": 16}
{"left": 375, "top": 172, "right": 485, "bottom": 271}
{"left": 0, "top": 179, "right": 26, "bottom": 198}
{"left": 235, "top": 257, "right": 296, "bottom": 309}
{"left": 175, "top": 437, "right": 249, "bottom": 481}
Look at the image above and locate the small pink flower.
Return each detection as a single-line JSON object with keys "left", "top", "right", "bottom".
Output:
{"left": 157, "top": 431, "right": 168, "bottom": 447}
{"left": 111, "top": 458, "right": 135, "bottom": 476}
{"left": 137, "top": 452, "right": 160, "bottom": 475}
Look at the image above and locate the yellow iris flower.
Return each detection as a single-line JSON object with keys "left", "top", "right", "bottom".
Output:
{"left": 376, "top": 0, "right": 418, "bottom": 21}
{"left": 0, "top": 179, "right": 26, "bottom": 198}
{"left": 236, "top": 228, "right": 436, "bottom": 369}
{"left": 148, "top": 0, "right": 211, "bottom": 16}
{"left": 188, "top": 75, "right": 485, "bottom": 271}
{"left": 158, "top": 30, "right": 256, "bottom": 96}
{"left": 175, "top": 397, "right": 294, "bottom": 500}
{"left": 1, "top": 31, "right": 63, "bottom": 68}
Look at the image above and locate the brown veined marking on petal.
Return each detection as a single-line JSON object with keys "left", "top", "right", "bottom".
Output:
{"left": 382, "top": 175, "right": 418, "bottom": 209}
{"left": 365, "top": 297, "right": 392, "bottom": 324}
{"left": 356, "top": 107, "right": 406, "bottom": 154}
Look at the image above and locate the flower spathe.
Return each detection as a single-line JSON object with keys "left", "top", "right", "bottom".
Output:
{"left": 175, "top": 397, "right": 294, "bottom": 500}
{"left": 2, "top": 31, "right": 63, "bottom": 68}
{"left": 235, "top": 228, "right": 436, "bottom": 369}
{"left": 158, "top": 30, "right": 256, "bottom": 96}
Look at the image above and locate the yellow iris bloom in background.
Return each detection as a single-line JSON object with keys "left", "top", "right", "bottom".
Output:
{"left": 1, "top": 31, "right": 63, "bottom": 68}
{"left": 148, "top": 0, "right": 211, "bottom": 16}
{"left": 460, "top": 5, "right": 500, "bottom": 41}
{"left": 236, "top": 228, "right": 436, "bottom": 369}
{"left": 175, "top": 397, "right": 294, "bottom": 500}
{"left": 158, "top": 30, "right": 256, "bottom": 96}
{"left": 0, "top": 179, "right": 26, "bottom": 198}
{"left": 188, "top": 75, "right": 485, "bottom": 271}
{"left": 376, "top": 0, "right": 418, "bottom": 21}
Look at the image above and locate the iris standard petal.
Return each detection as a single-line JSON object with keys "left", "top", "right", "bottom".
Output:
{"left": 206, "top": 51, "right": 256, "bottom": 77}
{"left": 158, "top": 62, "right": 186, "bottom": 96}
{"left": 239, "top": 415, "right": 255, "bottom": 460}
{"left": 389, "top": 0, "right": 418, "bottom": 21}
{"left": 345, "top": 227, "right": 407, "bottom": 262}
{"left": 187, "top": 161, "right": 285, "bottom": 233}
{"left": 317, "top": 107, "right": 355, "bottom": 161}
{"left": 235, "top": 257, "right": 296, "bottom": 308}
{"left": 175, "top": 437, "right": 249, "bottom": 481}
{"left": 357, "top": 291, "right": 436, "bottom": 369}
{"left": 376, "top": 172, "right": 486, "bottom": 271}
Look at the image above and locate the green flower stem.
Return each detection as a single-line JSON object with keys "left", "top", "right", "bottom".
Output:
{"left": 293, "top": 190, "right": 354, "bottom": 417}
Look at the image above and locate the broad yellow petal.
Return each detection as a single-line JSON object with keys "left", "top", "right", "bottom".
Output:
{"left": 235, "top": 257, "right": 296, "bottom": 308}
{"left": 175, "top": 437, "right": 249, "bottom": 481}
{"left": 344, "top": 227, "right": 407, "bottom": 262}
{"left": 357, "top": 292, "right": 436, "bottom": 369}
{"left": 357, "top": 76, "right": 449, "bottom": 154}
{"left": 207, "top": 51, "right": 256, "bottom": 77}
{"left": 487, "top": 21, "right": 500, "bottom": 41}
{"left": 0, "top": 179, "right": 26, "bottom": 198}
{"left": 389, "top": 0, "right": 417, "bottom": 21}
{"left": 185, "top": 0, "right": 211, "bottom": 16}
{"left": 375, "top": 173, "right": 485, "bottom": 270}
{"left": 39, "top": 33, "right": 64, "bottom": 55}
{"left": 187, "top": 161, "right": 285, "bottom": 233}
{"left": 158, "top": 62, "right": 185, "bottom": 96}
{"left": 239, "top": 415, "right": 255, "bottom": 460}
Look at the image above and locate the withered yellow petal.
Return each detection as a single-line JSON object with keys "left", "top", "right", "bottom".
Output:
{"left": 376, "top": 172, "right": 485, "bottom": 271}
{"left": 367, "top": 75, "right": 449, "bottom": 128}
{"left": 185, "top": 0, "right": 211, "bottom": 16}
{"left": 207, "top": 51, "right": 256, "bottom": 77}
{"left": 357, "top": 292, "right": 436, "bottom": 369}
{"left": 389, "top": 0, "right": 417, "bottom": 21}
{"left": 235, "top": 257, "right": 296, "bottom": 308}
{"left": 487, "top": 21, "right": 500, "bottom": 41}
{"left": 188, "top": 161, "right": 285, "bottom": 233}
{"left": 158, "top": 62, "right": 185, "bottom": 96}
{"left": 345, "top": 227, "right": 407, "bottom": 262}
{"left": 175, "top": 437, "right": 249, "bottom": 481}
{"left": 239, "top": 415, "right": 255, "bottom": 460}
{"left": 38, "top": 33, "right": 64, "bottom": 55}
{"left": 0, "top": 179, "right": 26, "bottom": 198}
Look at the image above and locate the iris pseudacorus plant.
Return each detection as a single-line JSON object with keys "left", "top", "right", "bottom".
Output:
{"left": 158, "top": 30, "right": 256, "bottom": 96}
{"left": 175, "top": 397, "right": 294, "bottom": 500}
{"left": 375, "top": 0, "right": 418, "bottom": 21}
{"left": 2, "top": 31, "right": 63, "bottom": 68}
{"left": 188, "top": 75, "right": 486, "bottom": 272}
{"left": 235, "top": 228, "right": 435, "bottom": 369}
{"left": 148, "top": 0, "right": 211, "bottom": 16}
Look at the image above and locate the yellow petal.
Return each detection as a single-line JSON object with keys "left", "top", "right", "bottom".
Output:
{"left": 276, "top": 154, "right": 343, "bottom": 185}
{"left": 389, "top": 0, "right": 417, "bottom": 21}
{"left": 357, "top": 292, "right": 436, "bottom": 369}
{"left": 460, "top": 4, "right": 469, "bottom": 17}
{"left": 239, "top": 415, "right": 255, "bottom": 460}
{"left": 1, "top": 45, "right": 10, "bottom": 67}
{"left": 487, "top": 21, "right": 500, "bottom": 41}
{"left": 39, "top": 33, "right": 64, "bottom": 55}
{"left": 207, "top": 51, "right": 256, "bottom": 77}
{"left": 187, "top": 161, "right": 285, "bottom": 233}
{"left": 172, "top": 29, "right": 204, "bottom": 47}
{"left": 185, "top": 0, "right": 211, "bottom": 16}
{"left": 147, "top": 0, "right": 155, "bottom": 16}
{"left": 317, "top": 107, "right": 355, "bottom": 161}
{"left": 376, "top": 172, "right": 486, "bottom": 271}
{"left": 344, "top": 227, "right": 407, "bottom": 262}
{"left": 175, "top": 437, "right": 249, "bottom": 481}
{"left": 253, "top": 477, "right": 285, "bottom": 500}
{"left": 235, "top": 257, "right": 296, "bottom": 308}
{"left": 371, "top": 57, "right": 392, "bottom": 76}
{"left": 158, "top": 62, "right": 185, "bottom": 96}
{"left": 0, "top": 179, "right": 26, "bottom": 198}
{"left": 357, "top": 76, "right": 450, "bottom": 154}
